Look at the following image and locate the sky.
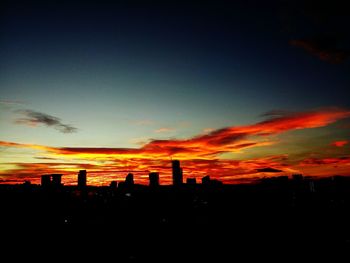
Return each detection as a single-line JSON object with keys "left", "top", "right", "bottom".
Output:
{"left": 1, "top": 0, "right": 350, "bottom": 185}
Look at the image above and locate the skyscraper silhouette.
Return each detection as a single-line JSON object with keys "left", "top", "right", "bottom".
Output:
{"left": 41, "top": 174, "right": 51, "bottom": 187}
{"left": 78, "top": 170, "right": 87, "bottom": 188}
{"left": 125, "top": 173, "right": 134, "bottom": 187}
{"left": 149, "top": 172, "right": 159, "bottom": 187}
{"left": 51, "top": 174, "right": 62, "bottom": 187}
{"left": 202, "top": 175, "right": 211, "bottom": 185}
{"left": 172, "top": 160, "right": 183, "bottom": 186}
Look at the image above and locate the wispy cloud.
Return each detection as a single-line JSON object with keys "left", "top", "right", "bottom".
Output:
{"left": 129, "top": 137, "right": 151, "bottom": 146}
{"left": 256, "top": 167, "right": 283, "bottom": 173}
{"left": 34, "top": 156, "right": 59, "bottom": 160}
{"left": 2, "top": 108, "right": 350, "bottom": 185}
{"left": 3, "top": 108, "right": 350, "bottom": 159}
{"left": 154, "top": 127, "right": 175, "bottom": 133}
{"left": 203, "top": 128, "right": 215, "bottom": 134}
{"left": 0, "top": 99, "right": 26, "bottom": 106}
{"left": 15, "top": 109, "right": 77, "bottom": 133}
{"left": 296, "top": 155, "right": 350, "bottom": 177}
{"left": 290, "top": 38, "right": 349, "bottom": 64}
{"left": 282, "top": 0, "right": 349, "bottom": 64}
{"left": 300, "top": 156, "right": 350, "bottom": 166}
{"left": 0, "top": 140, "right": 54, "bottom": 151}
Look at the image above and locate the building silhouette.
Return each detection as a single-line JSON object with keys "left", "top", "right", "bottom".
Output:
{"left": 78, "top": 170, "right": 87, "bottom": 188}
{"left": 186, "top": 178, "right": 196, "bottom": 185}
{"left": 149, "top": 172, "right": 159, "bottom": 187}
{"left": 201, "top": 175, "right": 222, "bottom": 186}
{"left": 110, "top": 181, "right": 118, "bottom": 189}
{"left": 202, "top": 175, "right": 211, "bottom": 185}
{"left": 51, "top": 174, "right": 62, "bottom": 187}
{"left": 125, "top": 173, "right": 134, "bottom": 187}
{"left": 292, "top": 174, "right": 303, "bottom": 182}
{"left": 172, "top": 160, "right": 183, "bottom": 186}
{"left": 41, "top": 175, "right": 51, "bottom": 187}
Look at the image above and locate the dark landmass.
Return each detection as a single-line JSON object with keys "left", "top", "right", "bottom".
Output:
{"left": 1, "top": 173, "right": 349, "bottom": 260}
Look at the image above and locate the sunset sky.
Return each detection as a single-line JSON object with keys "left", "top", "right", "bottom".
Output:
{"left": 1, "top": 0, "right": 350, "bottom": 185}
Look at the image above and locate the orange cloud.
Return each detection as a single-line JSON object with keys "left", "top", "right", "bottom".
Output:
{"left": 297, "top": 156, "right": 350, "bottom": 177}
{"left": 300, "top": 156, "right": 350, "bottom": 166}
{"left": 1, "top": 108, "right": 350, "bottom": 185}
{"left": 3, "top": 108, "right": 349, "bottom": 159}
{"left": 0, "top": 140, "right": 56, "bottom": 152}
{"left": 331, "top": 140, "right": 348, "bottom": 147}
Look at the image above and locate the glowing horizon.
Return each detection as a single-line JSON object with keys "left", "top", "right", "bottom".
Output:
{"left": 1, "top": 108, "right": 349, "bottom": 186}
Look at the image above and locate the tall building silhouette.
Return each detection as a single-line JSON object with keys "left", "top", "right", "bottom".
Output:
{"left": 51, "top": 174, "right": 62, "bottom": 187}
{"left": 202, "top": 175, "right": 211, "bottom": 185}
{"left": 78, "top": 170, "right": 87, "bottom": 188}
{"left": 149, "top": 172, "right": 159, "bottom": 187}
{"left": 172, "top": 160, "right": 183, "bottom": 186}
{"left": 41, "top": 175, "right": 51, "bottom": 187}
{"left": 125, "top": 173, "right": 134, "bottom": 187}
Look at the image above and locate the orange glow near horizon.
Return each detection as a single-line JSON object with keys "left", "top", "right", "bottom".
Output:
{"left": 1, "top": 108, "right": 350, "bottom": 185}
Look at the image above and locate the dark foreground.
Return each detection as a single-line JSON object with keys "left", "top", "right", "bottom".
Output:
{"left": 1, "top": 177, "right": 350, "bottom": 261}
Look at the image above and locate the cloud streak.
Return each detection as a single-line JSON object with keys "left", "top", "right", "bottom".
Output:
{"left": 3, "top": 108, "right": 350, "bottom": 159}
{"left": 256, "top": 167, "right": 282, "bottom": 173}
{"left": 290, "top": 38, "right": 349, "bottom": 64}
{"left": 0, "top": 140, "right": 54, "bottom": 152}
{"left": 15, "top": 110, "right": 77, "bottom": 133}
{"left": 154, "top": 127, "right": 175, "bottom": 133}
{"left": 1, "top": 108, "right": 350, "bottom": 185}
{"left": 300, "top": 156, "right": 350, "bottom": 166}
{"left": 0, "top": 100, "right": 25, "bottom": 106}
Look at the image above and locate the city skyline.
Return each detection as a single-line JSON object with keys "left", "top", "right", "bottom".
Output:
{"left": 1, "top": 0, "right": 350, "bottom": 185}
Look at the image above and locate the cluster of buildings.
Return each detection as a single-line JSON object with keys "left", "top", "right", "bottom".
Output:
{"left": 40, "top": 160, "right": 221, "bottom": 188}
{"left": 41, "top": 169, "right": 87, "bottom": 188}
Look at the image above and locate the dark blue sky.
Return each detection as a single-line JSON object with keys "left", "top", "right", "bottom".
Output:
{"left": 1, "top": 0, "right": 350, "bottom": 184}
{"left": 1, "top": 0, "right": 349, "bottom": 146}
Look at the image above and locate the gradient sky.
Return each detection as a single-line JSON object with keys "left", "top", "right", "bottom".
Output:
{"left": 1, "top": 0, "right": 350, "bottom": 185}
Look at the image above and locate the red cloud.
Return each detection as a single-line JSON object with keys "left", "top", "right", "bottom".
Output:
{"left": 60, "top": 107, "right": 350, "bottom": 157}
{"left": 297, "top": 156, "right": 350, "bottom": 177}
{"left": 331, "top": 140, "right": 348, "bottom": 147}
{"left": 1, "top": 108, "right": 350, "bottom": 185}
{"left": 300, "top": 156, "right": 350, "bottom": 166}
{"left": 3, "top": 108, "right": 349, "bottom": 158}
{"left": 142, "top": 109, "right": 350, "bottom": 157}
